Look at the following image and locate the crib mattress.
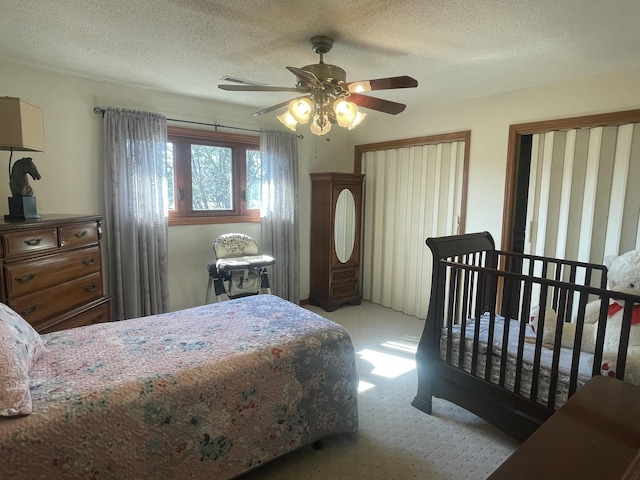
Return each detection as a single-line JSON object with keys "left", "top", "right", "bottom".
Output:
{"left": 440, "top": 314, "right": 594, "bottom": 409}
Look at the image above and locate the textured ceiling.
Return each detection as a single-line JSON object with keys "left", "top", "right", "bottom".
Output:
{"left": 2, "top": 0, "right": 640, "bottom": 115}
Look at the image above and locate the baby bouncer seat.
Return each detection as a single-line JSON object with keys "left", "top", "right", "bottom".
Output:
{"left": 206, "top": 233, "right": 275, "bottom": 303}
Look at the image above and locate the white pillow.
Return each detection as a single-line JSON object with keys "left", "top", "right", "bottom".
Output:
{"left": 0, "top": 303, "right": 45, "bottom": 416}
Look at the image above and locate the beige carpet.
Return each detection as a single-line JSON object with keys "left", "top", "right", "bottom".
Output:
{"left": 240, "top": 301, "right": 519, "bottom": 480}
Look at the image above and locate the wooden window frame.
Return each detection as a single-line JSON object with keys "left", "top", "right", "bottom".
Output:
{"left": 168, "top": 126, "right": 260, "bottom": 226}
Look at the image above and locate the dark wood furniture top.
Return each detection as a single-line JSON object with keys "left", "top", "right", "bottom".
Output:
{"left": 0, "top": 214, "right": 111, "bottom": 333}
{"left": 488, "top": 375, "right": 640, "bottom": 480}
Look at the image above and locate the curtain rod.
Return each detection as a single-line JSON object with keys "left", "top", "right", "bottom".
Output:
{"left": 93, "top": 107, "right": 303, "bottom": 139}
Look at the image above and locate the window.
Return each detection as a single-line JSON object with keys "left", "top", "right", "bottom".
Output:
{"left": 167, "top": 126, "right": 261, "bottom": 226}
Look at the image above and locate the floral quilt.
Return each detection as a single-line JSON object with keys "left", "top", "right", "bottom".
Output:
{"left": 0, "top": 295, "right": 359, "bottom": 479}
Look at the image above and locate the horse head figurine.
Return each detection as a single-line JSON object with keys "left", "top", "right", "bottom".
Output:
{"left": 9, "top": 157, "right": 41, "bottom": 197}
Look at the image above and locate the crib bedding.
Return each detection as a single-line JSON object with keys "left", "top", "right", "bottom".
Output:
{"left": 0, "top": 294, "right": 359, "bottom": 480}
{"left": 441, "top": 314, "right": 593, "bottom": 409}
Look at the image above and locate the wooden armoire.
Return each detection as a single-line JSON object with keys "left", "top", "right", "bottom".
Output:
{"left": 309, "top": 172, "right": 364, "bottom": 311}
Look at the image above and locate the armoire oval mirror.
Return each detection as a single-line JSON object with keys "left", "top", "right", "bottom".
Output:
{"left": 334, "top": 188, "right": 356, "bottom": 263}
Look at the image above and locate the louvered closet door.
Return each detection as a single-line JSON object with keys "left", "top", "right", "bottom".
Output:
{"left": 526, "top": 123, "right": 640, "bottom": 270}
{"left": 360, "top": 141, "right": 466, "bottom": 318}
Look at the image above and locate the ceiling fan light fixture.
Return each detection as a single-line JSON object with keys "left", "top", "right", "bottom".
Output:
{"left": 347, "top": 81, "right": 371, "bottom": 93}
{"left": 277, "top": 111, "right": 298, "bottom": 131}
{"left": 288, "top": 97, "right": 313, "bottom": 124}
{"left": 333, "top": 98, "right": 359, "bottom": 128}
{"left": 309, "top": 114, "right": 331, "bottom": 136}
{"left": 221, "top": 36, "right": 417, "bottom": 136}
{"left": 347, "top": 111, "right": 367, "bottom": 130}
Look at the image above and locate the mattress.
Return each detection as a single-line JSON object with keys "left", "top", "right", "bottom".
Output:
{"left": 441, "top": 314, "right": 594, "bottom": 409}
{"left": 0, "top": 294, "right": 359, "bottom": 479}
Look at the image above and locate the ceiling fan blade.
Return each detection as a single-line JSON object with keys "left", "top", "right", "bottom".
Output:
{"left": 252, "top": 98, "right": 299, "bottom": 116}
{"left": 286, "top": 66, "right": 323, "bottom": 88}
{"left": 348, "top": 93, "right": 407, "bottom": 115}
{"left": 343, "top": 75, "right": 418, "bottom": 93}
{"left": 218, "top": 84, "right": 299, "bottom": 92}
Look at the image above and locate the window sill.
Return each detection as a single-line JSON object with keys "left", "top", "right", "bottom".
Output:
{"left": 168, "top": 215, "right": 261, "bottom": 227}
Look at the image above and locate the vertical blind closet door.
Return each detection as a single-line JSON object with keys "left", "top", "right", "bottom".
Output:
{"left": 361, "top": 141, "right": 466, "bottom": 318}
{"left": 526, "top": 123, "right": 640, "bottom": 269}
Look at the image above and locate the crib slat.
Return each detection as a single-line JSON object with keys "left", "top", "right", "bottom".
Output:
{"left": 568, "top": 291, "right": 590, "bottom": 395}
{"left": 530, "top": 284, "right": 550, "bottom": 402}
{"left": 547, "top": 287, "right": 569, "bottom": 409}
{"left": 616, "top": 303, "right": 634, "bottom": 381}
{"left": 514, "top": 279, "right": 534, "bottom": 396}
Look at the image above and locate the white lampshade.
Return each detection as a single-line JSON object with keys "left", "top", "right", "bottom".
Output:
{"left": 346, "top": 81, "right": 371, "bottom": 93}
{"left": 348, "top": 111, "right": 367, "bottom": 130}
{"left": 333, "top": 99, "right": 359, "bottom": 128}
{"left": 277, "top": 111, "right": 298, "bottom": 131}
{"left": 288, "top": 97, "right": 313, "bottom": 124}
{"left": 0, "top": 97, "right": 45, "bottom": 151}
{"left": 309, "top": 114, "right": 331, "bottom": 136}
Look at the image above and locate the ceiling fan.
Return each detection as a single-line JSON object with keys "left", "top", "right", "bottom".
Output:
{"left": 218, "top": 36, "right": 418, "bottom": 135}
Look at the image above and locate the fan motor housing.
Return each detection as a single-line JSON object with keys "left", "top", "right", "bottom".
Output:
{"left": 302, "top": 63, "right": 347, "bottom": 85}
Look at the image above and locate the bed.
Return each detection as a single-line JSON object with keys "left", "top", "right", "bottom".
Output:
{"left": 0, "top": 294, "right": 359, "bottom": 479}
{"left": 412, "top": 231, "right": 640, "bottom": 442}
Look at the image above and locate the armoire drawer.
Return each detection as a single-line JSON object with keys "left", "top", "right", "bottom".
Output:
{"left": 5, "top": 246, "right": 101, "bottom": 298}
{"left": 331, "top": 281, "right": 359, "bottom": 299}
{"left": 331, "top": 268, "right": 358, "bottom": 284}
{"left": 9, "top": 272, "right": 103, "bottom": 325}
{"left": 2, "top": 227, "right": 58, "bottom": 259}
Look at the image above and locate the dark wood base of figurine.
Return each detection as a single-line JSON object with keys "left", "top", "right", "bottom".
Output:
{"left": 5, "top": 196, "right": 41, "bottom": 221}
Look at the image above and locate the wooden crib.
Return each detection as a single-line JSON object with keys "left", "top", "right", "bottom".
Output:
{"left": 412, "top": 232, "right": 640, "bottom": 441}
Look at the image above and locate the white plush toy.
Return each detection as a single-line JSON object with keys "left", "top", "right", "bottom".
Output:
{"left": 531, "top": 249, "right": 640, "bottom": 385}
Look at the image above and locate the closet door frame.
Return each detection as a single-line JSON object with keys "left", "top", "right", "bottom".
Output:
{"left": 501, "top": 109, "right": 640, "bottom": 253}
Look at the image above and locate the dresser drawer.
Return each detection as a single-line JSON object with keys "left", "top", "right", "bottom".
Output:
{"left": 5, "top": 246, "right": 101, "bottom": 298}
{"left": 2, "top": 227, "right": 58, "bottom": 259}
{"left": 59, "top": 222, "right": 100, "bottom": 248}
{"left": 38, "top": 301, "right": 110, "bottom": 334}
{"left": 9, "top": 272, "right": 103, "bottom": 325}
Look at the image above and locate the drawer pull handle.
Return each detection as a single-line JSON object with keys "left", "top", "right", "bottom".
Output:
{"left": 16, "top": 273, "right": 35, "bottom": 284}
{"left": 84, "top": 284, "right": 97, "bottom": 292}
{"left": 91, "top": 315, "right": 103, "bottom": 324}
{"left": 24, "top": 237, "right": 43, "bottom": 246}
{"left": 82, "top": 258, "right": 95, "bottom": 266}
{"left": 20, "top": 306, "right": 37, "bottom": 316}
{"left": 75, "top": 230, "right": 88, "bottom": 238}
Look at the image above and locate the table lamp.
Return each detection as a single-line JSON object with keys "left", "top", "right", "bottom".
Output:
{"left": 0, "top": 97, "right": 45, "bottom": 221}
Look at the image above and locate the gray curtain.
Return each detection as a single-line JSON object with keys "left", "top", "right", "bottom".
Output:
{"left": 260, "top": 129, "right": 300, "bottom": 303}
{"left": 102, "top": 107, "right": 170, "bottom": 320}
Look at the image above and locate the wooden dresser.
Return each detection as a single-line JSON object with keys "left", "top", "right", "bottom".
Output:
{"left": 0, "top": 214, "right": 111, "bottom": 333}
{"left": 488, "top": 375, "right": 640, "bottom": 480}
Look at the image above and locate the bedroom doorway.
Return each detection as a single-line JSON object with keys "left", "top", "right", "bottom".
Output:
{"left": 502, "top": 109, "right": 640, "bottom": 265}
{"left": 354, "top": 131, "right": 470, "bottom": 319}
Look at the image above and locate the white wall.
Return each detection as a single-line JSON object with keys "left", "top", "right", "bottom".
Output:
{"left": 351, "top": 66, "right": 640, "bottom": 246}
{"left": 2, "top": 61, "right": 640, "bottom": 311}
